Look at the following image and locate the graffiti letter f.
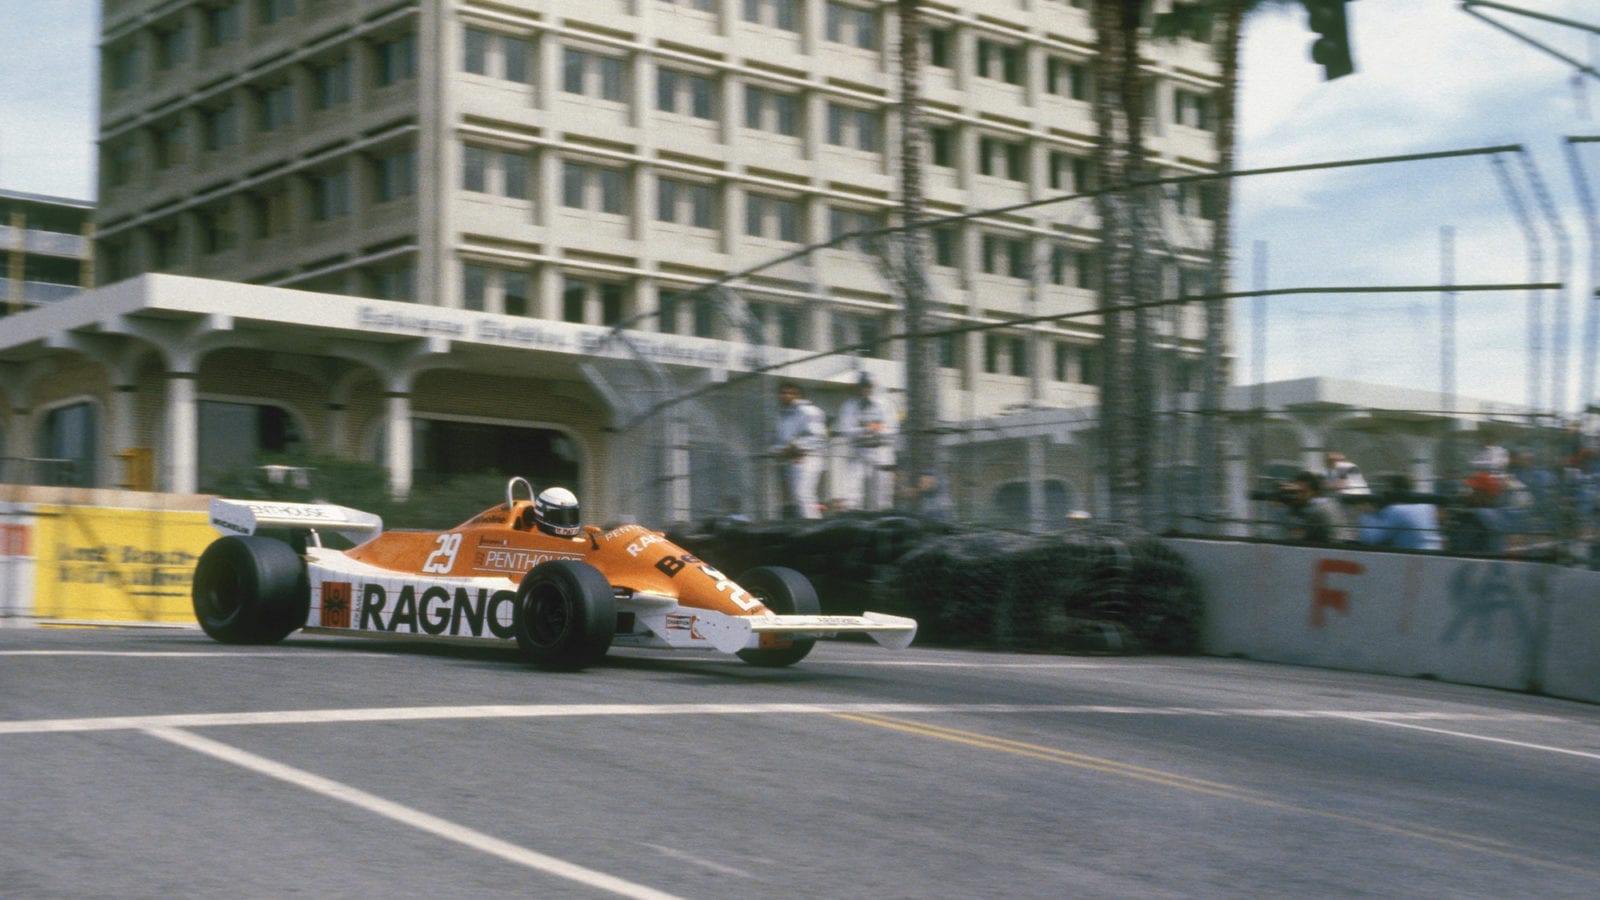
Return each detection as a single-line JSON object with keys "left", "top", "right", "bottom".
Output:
{"left": 1311, "top": 558, "right": 1365, "bottom": 628}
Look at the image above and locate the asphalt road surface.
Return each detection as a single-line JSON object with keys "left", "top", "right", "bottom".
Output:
{"left": 3, "top": 625, "right": 1598, "bottom": 898}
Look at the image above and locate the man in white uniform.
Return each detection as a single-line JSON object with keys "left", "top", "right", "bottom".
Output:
{"left": 770, "top": 381, "right": 828, "bottom": 519}
{"left": 836, "top": 372, "right": 898, "bottom": 511}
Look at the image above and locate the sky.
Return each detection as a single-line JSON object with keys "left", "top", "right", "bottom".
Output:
{"left": 2, "top": 0, "right": 1598, "bottom": 411}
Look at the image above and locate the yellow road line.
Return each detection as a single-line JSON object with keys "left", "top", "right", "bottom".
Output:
{"left": 834, "top": 712, "right": 1600, "bottom": 879}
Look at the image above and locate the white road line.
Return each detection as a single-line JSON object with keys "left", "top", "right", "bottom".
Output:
{"left": 0, "top": 702, "right": 1570, "bottom": 736}
{"left": 1327, "top": 712, "right": 1600, "bottom": 762}
{"left": 144, "top": 727, "right": 684, "bottom": 900}
{"left": 0, "top": 650, "right": 324, "bottom": 658}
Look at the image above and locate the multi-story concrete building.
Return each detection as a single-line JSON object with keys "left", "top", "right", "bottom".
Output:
{"left": 15, "top": 0, "right": 1222, "bottom": 519}
{"left": 1, "top": 190, "right": 94, "bottom": 313}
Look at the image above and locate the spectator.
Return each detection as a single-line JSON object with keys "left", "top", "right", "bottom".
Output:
{"left": 1356, "top": 474, "right": 1442, "bottom": 550}
{"left": 905, "top": 469, "right": 952, "bottom": 521}
{"left": 1324, "top": 451, "right": 1370, "bottom": 496}
{"left": 836, "top": 372, "right": 898, "bottom": 511}
{"left": 1471, "top": 437, "right": 1509, "bottom": 475}
{"left": 1444, "top": 471, "right": 1507, "bottom": 555}
{"left": 1284, "top": 471, "right": 1343, "bottom": 544}
{"left": 769, "top": 381, "right": 828, "bottom": 519}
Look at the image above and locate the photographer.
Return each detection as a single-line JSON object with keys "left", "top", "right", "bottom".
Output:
{"left": 1355, "top": 474, "right": 1443, "bottom": 551}
{"left": 1269, "top": 471, "right": 1343, "bottom": 544}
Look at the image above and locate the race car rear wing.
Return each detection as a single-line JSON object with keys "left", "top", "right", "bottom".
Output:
{"left": 209, "top": 498, "right": 383, "bottom": 545}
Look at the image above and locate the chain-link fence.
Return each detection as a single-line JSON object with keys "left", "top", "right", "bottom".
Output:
{"left": 601, "top": 140, "right": 1600, "bottom": 571}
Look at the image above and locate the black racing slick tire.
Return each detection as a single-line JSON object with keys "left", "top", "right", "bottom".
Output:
{"left": 735, "top": 566, "right": 820, "bottom": 668}
{"left": 191, "top": 536, "right": 310, "bottom": 644}
{"left": 513, "top": 559, "right": 616, "bottom": 670}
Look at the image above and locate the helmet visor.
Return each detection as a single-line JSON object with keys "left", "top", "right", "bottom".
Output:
{"left": 542, "top": 504, "right": 581, "bottom": 529}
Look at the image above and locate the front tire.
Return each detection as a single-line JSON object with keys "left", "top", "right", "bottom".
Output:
{"left": 513, "top": 560, "right": 616, "bottom": 670}
{"left": 736, "top": 566, "right": 820, "bottom": 668}
{"left": 191, "top": 536, "right": 309, "bottom": 644}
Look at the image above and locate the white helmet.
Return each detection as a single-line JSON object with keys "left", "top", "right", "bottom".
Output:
{"left": 534, "top": 487, "right": 581, "bottom": 537}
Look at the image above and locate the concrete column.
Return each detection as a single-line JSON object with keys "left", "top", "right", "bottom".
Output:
{"left": 385, "top": 390, "right": 413, "bottom": 499}
{"left": 164, "top": 372, "right": 198, "bottom": 494}
{"left": 1026, "top": 434, "right": 1046, "bottom": 532}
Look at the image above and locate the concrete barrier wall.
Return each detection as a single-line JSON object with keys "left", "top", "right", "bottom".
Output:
{"left": 0, "top": 489, "right": 212, "bottom": 624}
{"left": 1167, "top": 539, "right": 1600, "bottom": 705}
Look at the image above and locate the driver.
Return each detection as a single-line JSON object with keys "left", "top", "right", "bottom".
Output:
{"left": 533, "top": 486, "right": 582, "bottom": 537}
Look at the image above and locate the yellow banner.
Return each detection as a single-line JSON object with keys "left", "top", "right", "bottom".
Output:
{"left": 33, "top": 505, "right": 215, "bottom": 623}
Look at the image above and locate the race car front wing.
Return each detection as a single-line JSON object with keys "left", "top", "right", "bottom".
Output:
{"left": 640, "top": 608, "right": 918, "bottom": 654}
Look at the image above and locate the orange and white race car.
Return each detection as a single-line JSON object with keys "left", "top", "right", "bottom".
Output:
{"left": 192, "top": 477, "right": 916, "bottom": 669}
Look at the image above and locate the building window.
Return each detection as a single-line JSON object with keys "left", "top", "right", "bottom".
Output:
{"left": 828, "top": 206, "right": 883, "bottom": 253}
{"left": 826, "top": 104, "right": 882, "bottom": 152}
{"left": 108, "top": 43, "right": 143, "bottom": 91}
{"left": 504, "top": 271, "right": 529, "bottom": 316}
{"left": 154, "top": 122, "right": 189, "bottom": 170}
{"left": 825, "top": 2, "right": 879, "bottom": 50}
{"left": 562, "top": 162, "right": 626, "bottom": 214}
{"left": 928, "top": 126, "right": 957, "bottom": 168}
{"left": 982, "top": 234, "right": 1030, "bottom": 279}
{"left": 744, "top": 85, "right": 800, "bottom": 136}
{"left": 983, "top": 334, "right": 1028, "bottom": 376}
{"left": 373, "top": 147, "right": 416, "bottom": 203}
{"left": 463, "top": 264, "right": 489, "bottom": 311}
{"left": 932, "top": 225, "right": 959, "bottom": 267}
{"left": 464, "top": 28, "right": 532, "bottom": 83}
{"left": 313, "top": 57, "right": 353, "bottom": 110}
{"left": 375, "top": 33, "right": 418, "bottom": 86}
{"left": 205, "top": 2, "right": 244, "bottom": 48}
{"left": 371, "top": 265, "right": 415, "bottom": 301}
{"left": 663, "top": 0, "right": 716, "bottom": 10}
{"left": 1047, "top": 57, "right": 1090, "bottom": 100}
{"left": 832, "top": 312, "right": 885, "bottom": 358}
{"left": 502, "top": 35, "right": 531, "bottom": 84}
{"left": 563, "top": 278, "right": 627, "bottom": 325}
{"left": 743, "top": 0, "right": 799, "bottom": 33}
{"left": 150, "top": 225, "right": 181, "bottom": 271}
{"left": 926, "top": 27, "right": 952, "bottom": 68}
{"left": 202, "top": 104, "right": 241, "bottom": 151}
{"left": 1074, "top": 250, "right": 1097, "bottom": 289}
{"left": 252, "top": 188, "right": 291, "bottom": 238}
{"left": 463, "top": 146, "right": 531, "bottom": 199}
{"left": 1049, "top": 151, "right": 1093, "bottom": 192}
{"left": 657, "top": 177, "right": 716, "bottom": 228}
{"left": 201, "top": 205, "right": 238, "bottom": 254}
{"left": 462, "top": 145, "right": 488, "bottom": 192}
{"left": 258, "top": 0, "right": 296, "bottom": 26}
{"left": 746, "top": 193, "right": 802, "bottom": 242}
{"left": 1174, "top": 89, "right": 1214, "bottom": 130}
{"left": 37, "top": 402, "right": 98, "bottom": 488}
{"left": 156, "top": 23, "right": 191, "bottom": 70}
{"left": 106, "top": 142, "right": 139, "bottom": 188}
{"left": 563, "top": 48, "right": 626, "bottom": 102}
{"left": 310, "top": 170, "right": 351, "bottom": 222}
{"left": 976, "top": 39, "right": 1024, "bottom": 85}
{"left": 464, "top": 28, "right": 491, "bottom": 75}
{"left": 979, "top": 136, "right": 1028, "bottom": 182}
{"left": 256, "top": 82, "right": 295, "bottom": 132}
{"left": 657, "top": 68, "right": 717, "bottom": 120}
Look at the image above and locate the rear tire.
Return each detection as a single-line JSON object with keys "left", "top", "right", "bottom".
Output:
{"left": 736, "top": 566, "right": 820, "bottom": 668}
{"left": 192, "top": 536, "right": 309, "bottom": 644}
{"left": 513, "top": 560, "right": 616, "bottom": 670}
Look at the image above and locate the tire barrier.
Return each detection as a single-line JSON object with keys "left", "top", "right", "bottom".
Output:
{"left": 671, "top": 514, "right": 1203, "bottom": 654}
